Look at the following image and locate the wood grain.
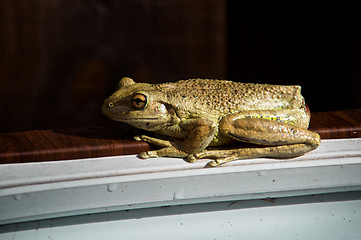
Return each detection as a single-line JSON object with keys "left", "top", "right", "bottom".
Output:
{"left": 0, "top": 125, "right": 151, "bottom": 164}
{"left": 309, "top": 109, "right": 361, "bottom": 139}
{"left": 1, "top": 109, "right": 360, "bottom": 164}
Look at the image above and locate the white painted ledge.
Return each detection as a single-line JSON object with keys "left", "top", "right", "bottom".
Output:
{"left": 0, "top": 138, "right": 361, "bottom": 225}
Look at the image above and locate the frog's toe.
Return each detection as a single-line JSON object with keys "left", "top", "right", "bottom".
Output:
{"left": 138, "top": 151, "right": 150, "bottom": 158}
{"left": 138, "top": 151, "right": 158, "bottom": 159}
{"left": 187, "top": 154, "right": 199, "bottom": 163}
{"left": 188, "top": 151, "right": 221, "bottom": 161}
{"left": 134, "top": 135, "right": 142, "bottom": 141}
{"left": 205, "top": 161, "right": 218, "bottom": 168}
{"left": 134, "top": 135, "right": 151, "bottom": 142}
{"left": 187, "top": 151, "right": 211, "bottom": 162}
{"left": 205, "top": 159, "right": 227, "bottom": 167}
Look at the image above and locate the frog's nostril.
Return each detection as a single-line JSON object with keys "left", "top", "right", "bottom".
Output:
{"left": 108, "top": 102, "right": 114, "bottom": 108}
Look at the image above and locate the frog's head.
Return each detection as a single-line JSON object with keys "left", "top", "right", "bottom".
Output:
{"left": 102, "top": 77, "right": 178, "bottom": 131}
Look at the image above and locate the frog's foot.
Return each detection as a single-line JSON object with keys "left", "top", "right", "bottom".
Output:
{"left": 135, "top": 135, "right": 188, "bottom": 159}
{"left": 188, "top": 153, "right": 237, "bottom": 167}
{"left": 134, "top": 135, "right": 172, "bottom": 147}
{"left": 138, "top": 150, "right": 159, "bottom": 159}
{"left": 138, "top": 146, "right": 188, "bottom": 159}
{"left": 188, "top": 149, "right": 235, "bottom": 166}
{"left": 187, "top": 150, "right": 230, "bottom": 163}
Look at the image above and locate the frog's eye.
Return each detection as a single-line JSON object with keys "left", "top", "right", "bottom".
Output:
{"left": 131, "top": 93, "right": 148, "bottom": 110}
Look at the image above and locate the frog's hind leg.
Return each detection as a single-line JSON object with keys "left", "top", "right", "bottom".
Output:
{"left": 198, "top": 144, "right": 316, "bottom": 167}
{"left": 190, "top": 114, "right": 320, "bottom": 167}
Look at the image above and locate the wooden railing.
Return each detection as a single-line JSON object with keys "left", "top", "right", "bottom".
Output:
{"left": 1, "top": 109, "right": 360, "bottom": 164}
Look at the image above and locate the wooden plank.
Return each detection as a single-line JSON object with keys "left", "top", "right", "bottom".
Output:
{"left": 0, "top": 109, "right": 360, "bottom": 164}
{"left": 309, "top": 109, "right": 361, "bottom": 139}
{"left": 0, "top": 125, "right": 151, "bottom": 164}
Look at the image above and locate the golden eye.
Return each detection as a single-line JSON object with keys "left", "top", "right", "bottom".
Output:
{"left": 108, "top": 102, "right": 114, "bottom": 108}
{"left": 131, "top": 93, "right": 147, "bottom": 110}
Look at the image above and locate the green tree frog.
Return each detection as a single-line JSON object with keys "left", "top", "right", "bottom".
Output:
{"left": 102, "top": 77, "right": 320, "bottom": 167}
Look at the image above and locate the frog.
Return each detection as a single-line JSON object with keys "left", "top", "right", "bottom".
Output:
{"left": 102, "top": 77, "right": 320, "bottom": 167}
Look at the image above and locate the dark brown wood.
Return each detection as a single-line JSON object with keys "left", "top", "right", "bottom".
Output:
{"left": 0, "top": 125, "right": 151, "bottom": 164}
{"left": 0, "top": 109, "right": 360, "bottom": 164}
{"left": 309, "top": 109, "right": 361, "bottom": 139}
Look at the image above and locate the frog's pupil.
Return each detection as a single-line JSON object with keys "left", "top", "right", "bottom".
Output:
{"left": 134, "top": 98, "right": 144, "bottom": 105}
{"left": 132, "top": 94, "right": 147, "bottom": 109}
{"left": 133, "top": 97, "right": 146, "bottom": 106}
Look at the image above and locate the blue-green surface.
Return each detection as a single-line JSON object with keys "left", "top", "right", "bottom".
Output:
{"left": 1, "top": 192, "right": 361, "bottom": 240}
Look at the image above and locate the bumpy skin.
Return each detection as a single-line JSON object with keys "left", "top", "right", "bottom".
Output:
{"left": 102, "top": 77, "right": 320, "bottom": 167}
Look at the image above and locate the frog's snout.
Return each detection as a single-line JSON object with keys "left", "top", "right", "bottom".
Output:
{"left": 101, "top": 99, "right": 113, "bottom": 116}
{"left": 102, "top": 98, "right": 128, "bottom": 120}
{"left": 107, "top": 101, "right": 114, "bottom": 108}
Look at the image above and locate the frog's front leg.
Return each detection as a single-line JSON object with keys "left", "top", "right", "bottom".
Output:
{"left": 193, "top": 113, "right": 321, "bottom": 167}
{"left": 135, "top": 119, "right": 217, "bottom": 160}
{"left": 134, "top": 135, "right": 188, "bottom": 158}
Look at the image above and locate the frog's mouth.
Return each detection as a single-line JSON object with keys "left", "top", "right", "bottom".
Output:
{"left": 102, "top": 104, "right": 161, "bottom": 121}
{"left": 110, "top": 116, "right": 169, "bottom": 131}
{"left": 109, "top": 116, "right": 161, "bottom": 122}
{"left": 102, "top": 100, "right": 170, "bottom": 130}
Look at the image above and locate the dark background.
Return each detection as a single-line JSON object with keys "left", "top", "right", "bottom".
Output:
{"left": 1, "top": 0, "right": 360, "bottom": 133}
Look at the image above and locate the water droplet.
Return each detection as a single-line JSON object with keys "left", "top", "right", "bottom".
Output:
{"left": 173, "top": 189, "right": 185, "bottom": 200}
{"left": 13, "top": 194, "right": 22, "bottom": 200}
{"left": 107, "top": 183, "right": 118, "bottom": 192}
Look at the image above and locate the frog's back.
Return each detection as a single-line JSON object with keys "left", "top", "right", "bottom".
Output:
{"left": 156, "top": 79, "right": 305, "bottom": 114}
